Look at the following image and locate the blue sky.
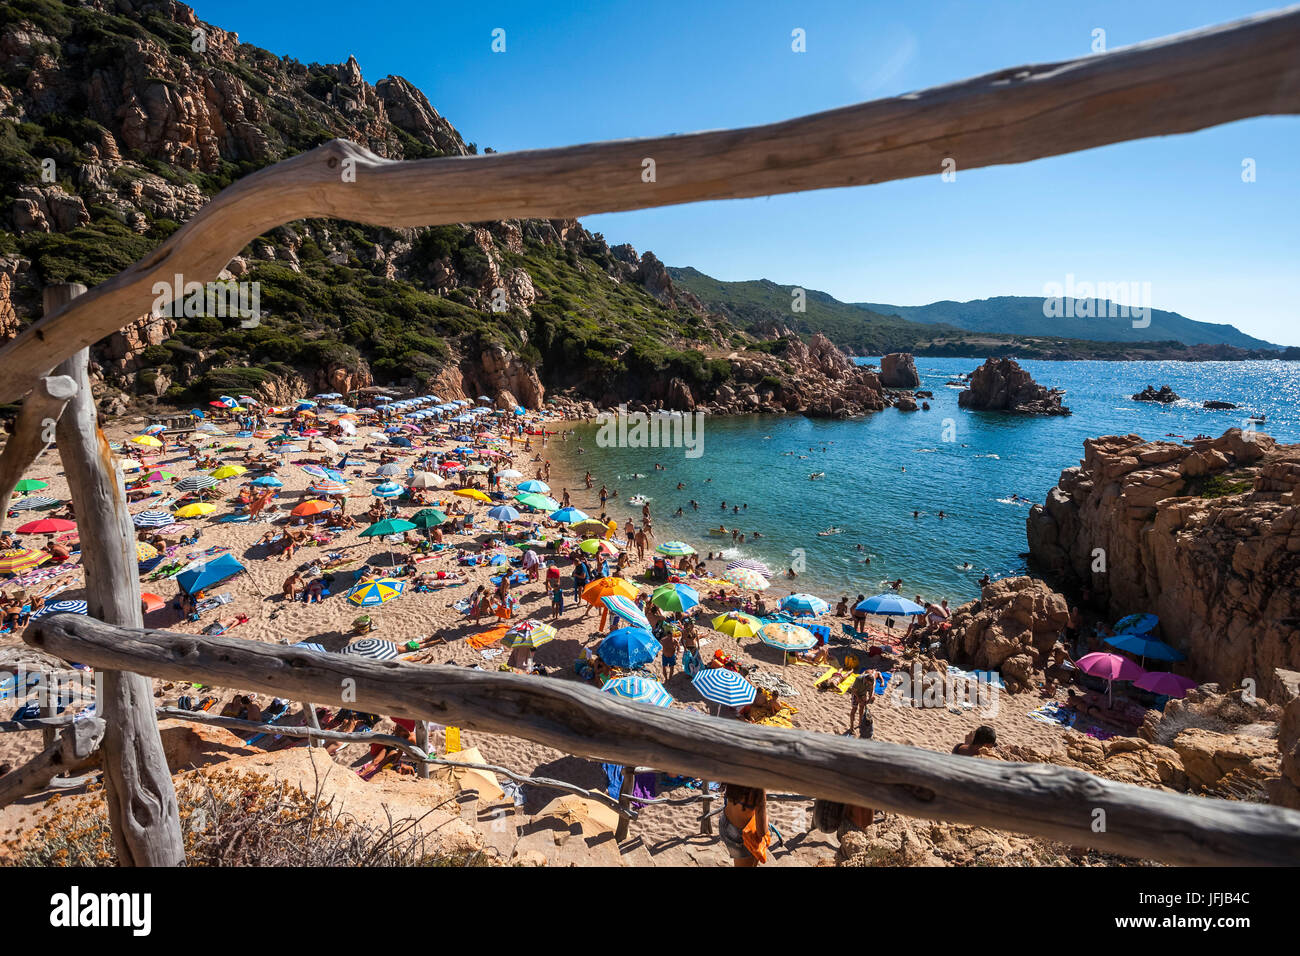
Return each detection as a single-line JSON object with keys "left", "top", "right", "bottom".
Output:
{"left": 192, "top": 0, "right": 1299, "bottom": 344}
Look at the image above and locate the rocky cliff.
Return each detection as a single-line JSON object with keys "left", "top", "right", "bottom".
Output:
{"left": 1026, "top": 429, "right": 1300, "bottom": 690}
{"left": 958, "top": 357, "right": 1071, "bottom": 415}
{"left": 879, "top": 352, "right": 920, "bottom": 388}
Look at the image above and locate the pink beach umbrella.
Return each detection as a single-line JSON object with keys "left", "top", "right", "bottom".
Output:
{"left": 1077, "top": 652, "right": 1147, "bottom": 706}
{"left": 1134, "top": 671, "right": 1199, "bottom": 699}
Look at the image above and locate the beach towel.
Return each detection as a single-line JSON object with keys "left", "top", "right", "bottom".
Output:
{"left": 195, "top": 592, "right": 233, "bottom": 614}
{"left": 445, "top": 726, "right": 461, "bottom": 753}
{"left": 468, "top": 622, "right": 508, "bottom": 650}
{"left": 836, "top": 671, "right": 859, "bottom": 693}
{"left": 874, "top": 671, "right": 893, "bottom": 696}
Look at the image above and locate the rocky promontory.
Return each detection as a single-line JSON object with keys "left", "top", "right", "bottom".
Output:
{"left": 1132, "top": 385, "right": 1180, "bottom": 403}
{"left": 879, "top": 352, "right": 920, "bottom": 388}
{"left": 958, "top": 358, "right": 1071, "bottom": 415}
{"left": 1026, "top": 428, "right": 1300, "bottom": 690}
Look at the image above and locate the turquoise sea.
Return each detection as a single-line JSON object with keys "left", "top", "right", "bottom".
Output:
{"left": 552, "top": 359, "right": 1300, "bottom": 606}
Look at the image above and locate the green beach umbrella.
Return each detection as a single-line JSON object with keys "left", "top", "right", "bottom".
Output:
{"left": 515, "top": 492, "right": 560, "bottom": 511}
{"left": 13, "top": 479, "right": 48, "bottom": 493}
{"left": 359, "top": 518, "right": 417, "bottom": 537}
{"left": 409, "top": 508, "right": 448, "bottom": 529}
{"left": 655, "top": 540, "right": 696, "bottom": 557}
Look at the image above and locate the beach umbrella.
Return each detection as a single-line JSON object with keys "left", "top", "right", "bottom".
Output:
{"left": 345, "top": 579, "right": 406, "bottom": 607}
{"left": 144, "top": 470, "right": 176, "bottom": 482}
{"left": 173, "top": 503, "right": 215, "bottom": 518}
{"left": 517, "top": 479, "right": 550, "bottom": 494}
{"left": 299, "top": 465, "right": 340, "bottom": 480}
{"left": 176, "top": 474, "right": 217, "bottom": 492}
{"left": 514, "top": 492, "right": 559, "bottom": 511}
{"left": 758, "top": 621, "right": 818, "bottom": 653}
{"left": 692, "top": 668, "right": 756, "bottom": 709}
{"left": 409, "top": 471, "right": 444, "bottom": 489}
{"left": 856, "top": 594, "right": 926, "bottom": 616}
{"left": 1115, "top": 613, "right": 1159, "bottom": 635}
{"left": 291, "top": 500, "right": 335, "bottom": 517}
{"left": 440, "top": 462, "right": 464, "bottom": 472}
{"left": 15, "top": 518, "right": 75, "bottom": 535}
{"left": 1105, "top": 633, "right": 1185, "bottom": 664}
{"left": 409, "top": 509, "right": 448, "bottom": 529}
{"left": 505, "top": 620, "right": 557, "bottom": 650}
{"left": 176, "top": 553, "right": 245, "bottom": 594}
{"left": 132, "top": 510, "right": 175, "bottom": 528}
{"left": 780, "top": 593, "right": 830, "bottom": 617}
{"left": 292, "top": 641, "right": 328, "bottom": 653}
{"left": 601, "top": 594, "right": 651, "bottom": 631}
{"left": 129, "top": 435, "right": 163, "bottom": 448}
{"left": 651, "top": 583, "right": 700, "bottom": 613}
{"left": 655, "top": 541, "right": 696, "bottom": 557}
{"left": 1134, "top": 672, "right": 1199, "bottom": 698}
{"left": 135, "top": 542, "right": 159, "bottom": 561}
{"left": 581, "top": 576, "right": 639, "bottom": 606}
{"left": 454, "top": 489, "right": 492, "bottom": 503}
{"left": 598, "top": 627, "right": 661, "bottom": 669}
{"left": 571, "top": 518, "right": 610, "bottom": 537}
{"left": 189, "top": 409, "right": 206, "bottom": 419}
{"left": 577, "top": 538, "right": 619, "bottom": 556}
{"left": 0, "top": 548, "right": 49, "bottom": 575}
{"left": 308, "top": 479, "right": 350, "bottom": 495}
{"left": 271, "top": 443, "right": 301, "bottom": 453}
{"left": 31, "top": 600, "right": 89, "bottom": 619}
{"left": 210, "top": 465, "right": 246, "bottom": 479}
{"left": 722, "top": 567, "right": 770, "bottom": 591}
{"left": 486, "top": 505, "right": 521, "bottom": 522}
{"left": 359, "top": 518, "right": 417, "bottom": 538}
{"left": 496, "top": 469, "right": 523, "bottom": 479}
{"left": 372, "top": 481, "right": 404, "bottom": 498}
{"left": 600, "top": 676, "right": 674, "bottom": 708}
{"left": 12, "top": 479, "right": 48, "bottom": 493}
{"left": 390, "top": 436, "right": 413, "bottom": 448}
{"left": 550, "top": 506, "right": 589, "bottom": 524}
{"left": 338, "top": 637, "right": 401, "bottom": 659}
{"left": 141, "top": 592, "right": 166, "bottom": 613}
{"left": 251, "top": 476, "right": 283, "bottom": 487}
{"left": 726, "top": 558, "right": 773, "bottom": 578}
{"left": 712, "top": 611, "right": 763, "bottom": 640}
{"left": 313, "top": 437, "right": 340, "bottom": 454}
{"left": 376, "top": 464, "right": 403, "bottom": 477}
{"left": 8, "top": 496, "right": 58, "bottom": 511}
{"left": 1077, "top": 652, "right": 1147, "bottom": 706}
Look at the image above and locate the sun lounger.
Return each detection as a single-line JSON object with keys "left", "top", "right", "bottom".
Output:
{"left": 244, "top": 698, "right": 291, "bottom": 746}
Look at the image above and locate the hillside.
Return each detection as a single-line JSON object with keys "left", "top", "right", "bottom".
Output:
{"left": 859, "top": 297, "right": 1282, "bottom": 350}
{"left": 0, "top": 0, "right": 770, "bottom": 415}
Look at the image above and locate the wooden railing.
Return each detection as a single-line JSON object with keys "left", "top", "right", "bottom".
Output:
{"left": 2, "top": 7, "right": 1299, "bottom": 865}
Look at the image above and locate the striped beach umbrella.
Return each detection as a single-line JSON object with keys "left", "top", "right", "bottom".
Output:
{"left": 514, "top": 492, "right": 559, "bottom": 511}
{"left": 691, "top": 668, "right": 756, "bottom": 708}
{"left": 723, "top": 567, "right": 770, "bottom": 591}
{"left": 600, "top": 675, "right": 674, "bottom": 708}
{"left": 372, "top": 481, "right": 405, "bottom": 498}
{"left": 308, "top": 479, "right": 350, "bottom": 495}
{"left": 338, "top": 637, "right": 400, "bottom": 660}
{"left": 132, "top": 510, "right": 175, "bottom": 528}
{"left": 292, "top": 642, "right": 328, "bottom": 654}
{"left": 346, "top": 578, "right": 406, "bottom": 607}
{"left": 376, "top": 463, "right": 403, "bottom": 477}
{"left": 601, "top": 594, "right": 650, "bottom": 631}
{"left": 31, "top": 599, "right": 88, "bottom": 619}
{"left": 598, "top": 627, "right": 661, "bottom": 669}
{"left": 176, "top": 474, "right": 217, "bottom": 492}
{"left": 9, "top": 496, "right": 58, "bottom": 511}
{"left": 758, "top": 621, "right": 818, "bottom": 652}
{"left": 712, "top": 611, "right": 763, "bottom": 640}
{"left": 505, "top": 620, "right": 557, "bottom": 650}
{"left": 780, "top": 593, "right": 830, "bottom": 617}
{"left": 651, "top": 583, "right": 700, "bottom": 613}
{"left": 549, "top": 506, "right": 588, "bottom": 524}
{"left": 726, "top": 558, "right": 773, "bottom": 577}
{"left": 517, "top": 479, "right": 550, "bottom": 494}
{"left": 0, "top": 548, "right": 49, "bottom": 575}
{"left": 655, "top": 541, "right": 696, "bottom": 557}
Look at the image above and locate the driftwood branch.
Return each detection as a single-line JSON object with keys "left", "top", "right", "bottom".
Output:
{"left": 50, "top": 292, "right": 185, "bottom": 867}
{"left": 0, "top": 373, "right": 77, "bottom": 530}
{"left": 25, "top": 616, "right": 1300, "bottom": 866}
{"left": 0, "top": 717, "right": 104, "bottom": 809}
{"left": 1, "top": 7, "right": 1298, "bottom": 402}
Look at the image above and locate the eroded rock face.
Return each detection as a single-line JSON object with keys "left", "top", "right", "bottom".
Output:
{"left": 958, "top": 358, "right": 1070, "bottom": 415}
{"left": 1026, "top": 429, "right": 1300, "bottom": 690}
{"left": 943, "top": 577, "right": 1072, "bottom": 692}
{"left": 879, "top": 352, "right": 920, "bottom": 388}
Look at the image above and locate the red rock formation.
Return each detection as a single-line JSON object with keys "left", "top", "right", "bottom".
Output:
{"left": 959, "top": 357, "right": 1070, "bottom": 415}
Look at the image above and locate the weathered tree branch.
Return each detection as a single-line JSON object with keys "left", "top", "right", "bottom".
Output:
{"left": 0, "top": 717, "right": 104, "bottom": 809}
{"left": 0, "top": 373, "right": 78, "bottom": 530}
{"left": 25, "top": 616, "right": 1300, "bottom": 866}
{"left": 0, "top": 7, "right": 1297, "bottom": 402}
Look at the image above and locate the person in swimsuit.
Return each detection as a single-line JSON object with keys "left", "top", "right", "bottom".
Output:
{"left": 720, "top": 782, "right": 770, "bottom": 867}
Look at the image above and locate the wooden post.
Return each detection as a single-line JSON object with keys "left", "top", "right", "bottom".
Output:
{"left": 303, "top": 701, "right": 322, "bottom": 748}
{"left": 613, "top": 764, "right": 635, "bottom": 841}
{"left": 700, "top": 782, "right": 715, "bottom": 835}
{"left": 0, "top": 374, "right": 78, "bottom": 530}
{"left": 49, "top": 283, "right": 184, "bottom": 867}
{"left": 414, "top": 719, "right": 430, "bottom": 778}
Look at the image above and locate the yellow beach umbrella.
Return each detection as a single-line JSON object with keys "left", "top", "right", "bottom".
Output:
{"left": 135, "top": 542, "right": 159, "bottom": 561}
{"left": 453, "top": 488, "right": 492, "bottom": 503}
{"left": 173, "top": 503, "right": 215, "bottom": 518}
{"left": 210, "top": 465, "right": 247, "bottom": 479}
{"left": 130, "top": 435, "right": 163, "bottom": 448}
{"left": 0, "top": 548, "right": 49, "bottom": 575}
{"left": 712, "top": 611, "right": 763, "bottom": 640}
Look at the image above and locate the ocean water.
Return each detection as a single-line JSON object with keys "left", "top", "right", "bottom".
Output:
{"left": 549, "top": 359, "right": 1300, "bottom": 606}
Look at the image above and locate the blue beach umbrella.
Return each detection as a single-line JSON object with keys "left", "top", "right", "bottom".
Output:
{"left": 601, "top": 595, "right": 650, "bottom": 631}
{"left": 550, "top": 506, "right": 589, "bottom": 524}
{"left": 486, "top": 505, "right": 521, "bottom": 522}
{"left": 598, "top": 627, "right": 662, "bottom": 669}
{"left": 856, "top": 594, "right": 926, "bottom": 616}
{"left": 292, "top": 642, "right": 327, "bottom": 653}
{"left": 1105, "top": 633, "right": 1185, "bottom": 662}
{"left": 692, "top": 668, "right": 757, "bottom": 708}
{"left": 132, "top": 510, "right": 175, "bottom": 528}
{"left": 32, "top": 600, "right": 89, "bottom": 619}
{"left": 1115, "top": 613, "right": 1159, "bottom": 635}
{"left": 251, "top": 476, "right": 283, "bottom": 487}
{"left": 176, "top": 553, "right": 245, "bottom": 595}
{"left": 601, "top": 676, "right": 674, "bottom": 708}
{"left": 780, "top": 593, "right": 830, "bottom": 617}
{"left": 517, "top": 479, "right": 550, "bottom": 494}
{"left": 372, "top": 481, "right": 404, "bottom": 498}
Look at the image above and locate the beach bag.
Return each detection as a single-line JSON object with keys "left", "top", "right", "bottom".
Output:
{"left": 811, "top": 798, "right": 846, "bottom": 833}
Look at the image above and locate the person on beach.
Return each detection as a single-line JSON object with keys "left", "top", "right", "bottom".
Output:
{"left": 849, "top": 672, "right": 878, "bottom": 735}
{"left": 283, "top": 571, "right": 304, "bottom": 602}
{"left": 660, "top": 622, "right": 679, "bottom": 681}
{"left": 721, "top": 783, "right": 770, "bottom": 867}
{"left": 953, "top": 725, "right": 998, "bottom": 757}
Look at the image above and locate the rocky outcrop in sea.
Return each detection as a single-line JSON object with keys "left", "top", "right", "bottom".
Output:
{"left": 1132, "top": 384, "right": 1180, "bottom": 403}
{"left": 957, "top": 358, "right": 1070, "bottom": 415}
